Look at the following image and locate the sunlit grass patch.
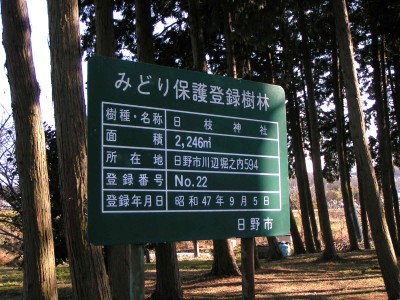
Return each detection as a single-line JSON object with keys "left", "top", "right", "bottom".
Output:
{"left": 0, "top": 267, "right": 23, "bottom": 299}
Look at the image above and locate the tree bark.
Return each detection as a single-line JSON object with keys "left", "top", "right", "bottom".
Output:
{"left": 105, "top": 246, "right": 130, "bottom": 300}
{"left": 331, "top": 22, "right": 360, "bottom": 251}
{"left": 187, "top": 0, "right": 241, "bottom": 277}
{"left": 135, "top": 0, "right": 154, "bottom": 63}
{"left": 287, "top": 90, "right": 317, "bottom": 253}
{"left": 188, "top": 0, "right": 208, "bottom": 72}
{"left": 2, "top": 1, "right": 58, "bottom": 298}
{"left": 94, "top": 0, "right": 115, "bottom": 57}
{"left": 47, "top": 0, "right": 112, "bottom": 298}
{"left": 297, "top": 0, "right": 338, "bottom": 260}
{"left": 253, "top": 238, "right": 261, "bottom": 270}
{"left": 290, "top": 206, "right": 306, "bottom": 255}
{"left": 332, "top": 0, "right": 400, "bottom": 297}
{"left": 391, "top": 56, "right": 400, "bottom": 144}
{"left": 266, "top": 236, "right": 284, "bottom": 261}
{"left": 193, "top": 240, "right": 199, "bottom": 257}
{"left": 280, "top": 16, "right": 318, "bottom": 253}
{"left": 357, "top": 161, "right": 371, "bottom": 249}
{"left": 211, "top": 239, "right": 241, "bottom": 276}
{"left": 371, "top": 23, "right": 400, "bottom": 256}
{"left": 135, "top": 1, "right": 183, "bottom": 298}
{"left": 222, "top": 0, "right": 237, "bottom": 78}
{"left": 381, "top": 36, "right": 400, "bottom": 253}
{"left": 299, "top": 97, "right": 322, "bottom": 253}
{"left": 93, "top": 1, "right": 131, "bottom": 298}
{"left": 150, "top": 243, "right": 183, "bottom": 300}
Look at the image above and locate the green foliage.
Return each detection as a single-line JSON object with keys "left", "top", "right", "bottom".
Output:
{"left": 44, "top": 124, "right": 67, "bottom": 265}
{"left": 78, "top": 0, "right": 400, "bottom": 189}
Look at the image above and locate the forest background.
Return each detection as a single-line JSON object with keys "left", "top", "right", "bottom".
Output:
{"left": 1, "top": 0, "right": 400, "bottom": 299}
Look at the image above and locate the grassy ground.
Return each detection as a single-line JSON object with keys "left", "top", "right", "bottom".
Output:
{"left": 0, "top": 249, "right": 386, "bottom": 299}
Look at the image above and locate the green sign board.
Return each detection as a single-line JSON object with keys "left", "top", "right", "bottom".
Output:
{"left": 88, "top": 56, "right": 289, "bottom": 245}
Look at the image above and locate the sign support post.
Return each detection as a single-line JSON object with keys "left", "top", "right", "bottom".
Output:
{"left": 241, "top": 237, "right": 255, "bottom": 299}
{"left": 129, "top": 244, "right": 144, "bottom": 299}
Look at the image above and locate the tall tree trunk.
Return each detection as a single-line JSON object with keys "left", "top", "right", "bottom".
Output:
{"left": 135, "top": 0, "right": 154, "bottom": 62}
{"left": 280, "top": 15, "right": 319, "bottom": 253}
{"left": 94, "top": 1, "right": 131, "bottom": 298}
{"left": 222, "top": 0, "right": 236, "bottom": 79}
{"left": 331, "top": 22, "right": 360, "bottom": 251}
{"left": 188, "top": 0, "right": 207, "bottom": 72}
{"left": 150, "top": 243, "right": 183, "bottom": 300}
{"left": 135, "top": 0, "right": 183, "bottom": 298}
{"left": 381, "top": 39, "right": 400, "bottom": 250}
{"left": 94, "top": 0, "right": 115, "bottom": 57}
{"left": 290, "top": 205, "right": 306, "bottom": 255}
{"left": 187, "top": 0, "right": 207, "bottom": 259}
{"left": 47, "top": 0, "right": 112, "bottom": 298}
{"left": 294, "top": 94, "right": 322, "bottom": 253}
{"left": 262, "top": 25, "right": 285, "bottom": 262}
{"left": 287, "top": 90, "right": 317, "bottom": 253}
{"left": 332, "top": 0, "right": 400, "bottom": 297}
{"left": 297, "top": 99, "right": 323, "bottom": 252}
{"left": 211, "top": 239, "right": 241, "bottom": 276}
{"left": 371, "top": 23, "right": 400, "bottom": 255}
{"left": 2, "top": 1, "right": 58, "bottom": 298}
{"left": 187, "top": 0, "right": 241, "bottom": 277}
{"left": 297, "top": 0, "right": 338, "bottom": 260}
{"left": 357, "top": 161, "right": 371, "bottom": 249}
{"left": 391, "top": 56, "right": 400, "bottom": 141}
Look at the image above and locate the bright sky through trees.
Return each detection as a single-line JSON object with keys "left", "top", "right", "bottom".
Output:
{"left": 0, "top": 0, "right": 78, "bottom": 127}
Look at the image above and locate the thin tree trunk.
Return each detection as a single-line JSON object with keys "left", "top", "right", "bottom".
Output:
{"left": 188, "top": 0, "right": 207, "bottom": 72}
{"left": 47, "top": 0, "right": 112, "bottom": 298}
{"left": 293, "top": 77, "right": 322, "bottom": 252}
{"left": 381, "top": 39, "right": 400, "bottom": 249}
{"left": 2, "top": 1, "right": 58, "bottom": 298}
{"left": 298, "top": 0, "right": 338, "bottom": 260}
{"left": 287, "top": 90, "right": 317, "bottom": 253}
{"left": 371, "top": 23, "right": 400, "bottom": 255}
{"left": 357, "top": 160, "right": 371, "bottom": 249}
{"left": 331, "top": 23, "right": 360, "bottom": 251}
{"left": 188, "top": 0, "right": 241, "bottom": 277}
{"left": 253, "top": 238, "right": 260, "bottom": 270}
{"left": 222, "top": 0, "right": 237, "bottom": 78}
{"left": 391, "top": 56, "right": 400, "bottom": 140}
{"left": 193, "top": 240, "right": 199, "bottom": 257}
{"left": 290, "top": 206, "right": 306, "bottom": 255}
{"left": 280, "top": 15, "right": 318, "bottom": 253}
{"left": 93, "top": 1, "right": 131, "bottom": 298}
{"left": 332, "top": 0, "right": 400, "bottom": 297}
{"left": 135, "top": 1, "right": 183, "bottom": 298}
{"left": 295, "top": 96, "right": 322, "bottom": 253}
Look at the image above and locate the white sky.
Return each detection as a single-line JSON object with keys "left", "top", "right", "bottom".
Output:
{"left": 0, "top": 0, "right": 88, "bottom": 127}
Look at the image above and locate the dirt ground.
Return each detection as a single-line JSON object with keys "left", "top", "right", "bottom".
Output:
{"left": 0, "top": 248, "right": 388, "bottom": 299}
{"left": 0, "top": 209, "right": 389, "bottom": 299}
{"left": 142, "top": 250, "right": 386, "bottom": 299}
